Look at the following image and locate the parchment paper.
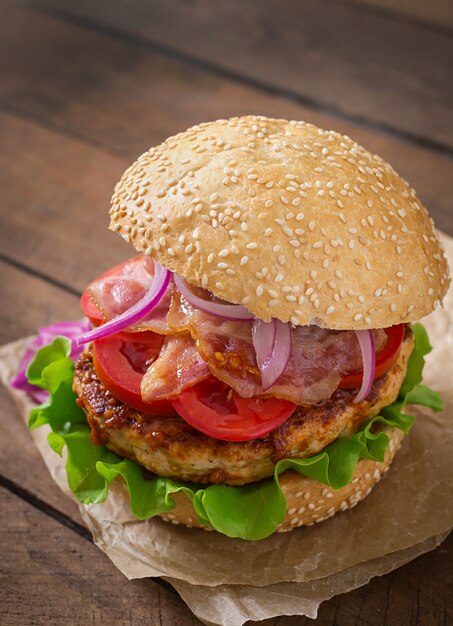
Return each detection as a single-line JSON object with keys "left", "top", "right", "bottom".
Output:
{"left": 1, "top": 233, "right": 452, "bottom": 625}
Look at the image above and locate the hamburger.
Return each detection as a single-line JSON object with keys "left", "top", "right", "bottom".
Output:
{"left": 23, "top": 116, "right": 449, "bottom": 539}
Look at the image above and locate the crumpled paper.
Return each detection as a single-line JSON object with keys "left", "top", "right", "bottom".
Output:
{"left": 1, "top": 233, "right": 452, "bottom": 625}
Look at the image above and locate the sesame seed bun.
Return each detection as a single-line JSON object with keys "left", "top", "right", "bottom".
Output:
{"left": 110, "top": 116, "right": 449, "bottom": 329}
{"left": 159, "top": 425, "right": 404, "bottom": 534}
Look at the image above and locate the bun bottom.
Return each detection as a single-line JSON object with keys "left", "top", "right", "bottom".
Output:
{"left": 159, "top": 426, "right": 404, "bottom": 534}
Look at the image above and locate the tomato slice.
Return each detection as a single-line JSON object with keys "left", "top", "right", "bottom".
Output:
{"left": 171, "top": 377, "right": 296, "bottom": 441}
{"left": 80, "top": 255, "right": 144, "bottom": 326}
{"left": 339, "top": 324, "right": 405, "bottom": 389}
{"left": 92, "top": 331, "right": 176, "bottom": 416}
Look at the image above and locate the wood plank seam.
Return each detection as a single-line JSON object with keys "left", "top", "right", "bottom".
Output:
{"left": 18, "top": 0, "right": 453, "bottom": 158}
{"left": 0, "top": 473, "right": 179, "bottom": 596}
{"left": 0, "top": 473, "right": 92, "bottom": 541}
{"left": 324, "top": 0, "right": 453, "bottom": 37}
{"left": 0, "top": 251, "right": 82, "bottom": 298}
{"left": 0, "top": 100, "right": 125, "bottom": 157}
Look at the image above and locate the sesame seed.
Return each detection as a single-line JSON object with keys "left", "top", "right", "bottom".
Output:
{"left": 354, "top": 313, "right": 363, "bottom": 321}
{"left": 256, "top": 285, "right": 264, "bottom": 297}
{"left": 246, "top": 242, "right": 257, "bottom": 250}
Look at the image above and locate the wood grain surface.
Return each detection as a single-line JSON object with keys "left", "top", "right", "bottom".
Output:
{"left": 1, "top": 0, "right": 452, "bottom": 623}
{"left": 23, "top": 0, "right": 453, "bottom": 150}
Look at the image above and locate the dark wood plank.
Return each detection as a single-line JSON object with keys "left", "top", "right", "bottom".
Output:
{"left": 0, "top": 260, "right": 81, "bottom": 345}
{"left": 0, "top": 260, "right": 84, "bottom": 520}
{"left": 0, "top": 110, "right": 130, "bottom": 293}
{"left": 0, "top": 486, "right": 202, "bottom": 626}
{"left": 343, "top": 0, "right": 453, "bottom": 31}
{"left": 26, "top": 0, "right": 453, "bottom": 150}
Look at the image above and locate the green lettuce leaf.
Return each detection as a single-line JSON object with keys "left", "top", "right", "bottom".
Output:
{"left": 26, "top": 324, "right": 443, "bottom": 540}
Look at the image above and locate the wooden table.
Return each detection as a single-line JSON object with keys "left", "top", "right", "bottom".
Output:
{"left": 1, "top": 1, "right": 452, "bottom": 623}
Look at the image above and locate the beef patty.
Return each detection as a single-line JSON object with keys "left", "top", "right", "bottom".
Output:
{"left": 73, "top": 329, "right": 413, "bottom": 485}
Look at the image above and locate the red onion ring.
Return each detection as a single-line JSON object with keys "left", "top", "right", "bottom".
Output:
{"left": 252, "top": 318, "right": 276, "bottom": 387}
{"left": 252, "top": 318, "right": 292, "bottom": 390}
{"left": 174, "top": 274, "right": 254, "bottom": 321}
{"left": 76, "top": 262, "right": 171, "bottom": 346}
{"left": 11, "top": 318, "right": 91, "bottom": 403}
{"left": 353, "top": 330, "right": 376, "bottom": 403}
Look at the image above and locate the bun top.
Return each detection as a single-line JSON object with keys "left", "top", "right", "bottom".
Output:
{"left": 110, "top": 116, "right": 449, "bottom": 329}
